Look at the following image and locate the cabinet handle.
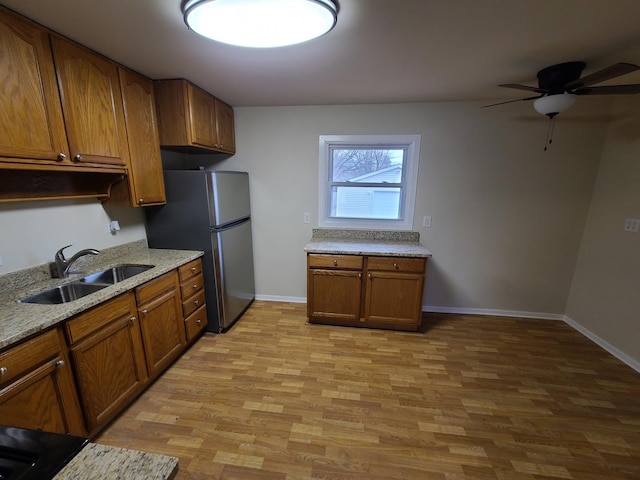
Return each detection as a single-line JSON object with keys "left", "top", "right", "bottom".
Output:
{"left": 141, "top": 309, "right": 148, "bottom": 315}
{"left": 192, "top": 284, "right": 198, "bottom": 289}
{"left": 57, "top": 153, "right": 67, "bottom": 161}
{"left": 129, "top": 316, "right": 136, "bottom": 323}
{"left": 196, "top": 319, "right": 201, "bottom": 325}
{"left": 138, "top": 198, "right": 144, "bottom": 204}
{"left": 332, "top": 260, "right": 338, "bottom": 266}
{"left": 194, "top": 300, "right": 199, "bottom": 306}
{"left": 0, "top": 366, "right": 7, "bottom": 376}
{"left": 358, "top": 273, "right": 362, "bottom": 278}
{"left": 55, "top": 360, "right": 65, "bottom": 368}
{"left": 190, "top": 267, "right": 197, "bottom": 272}
{"left": 73, "top": 154, "right": 82, "bottom": 162}
{"left": 368, "top": 273, "right": 372, "bottom": 278}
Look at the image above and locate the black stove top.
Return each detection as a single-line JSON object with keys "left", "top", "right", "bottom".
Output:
{"left": 0, "top": 426, "right": 88, "bottom": 480}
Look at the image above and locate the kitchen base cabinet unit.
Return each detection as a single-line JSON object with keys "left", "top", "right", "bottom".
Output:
{"left": 307, "top": 253, "right": 428, "bottom": 331}
{"left": 135, "top": 271, "right": 186, "bottom": 379}
{"left": 65, "top": 293, "right": 148, "bottom": 435}
{"left": 179, "top": 259, "right": 208, "bottom": 342}
{"left": 0, "top": 327, "right": 85, "bottom": 436}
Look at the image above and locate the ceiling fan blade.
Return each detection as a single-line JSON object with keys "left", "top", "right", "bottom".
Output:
{"left": 499, "top": 83, "right": 547, "bottom": 93}
{"left": 566, "top": 63, "right": 640, "bottom": 90}
{"left": 573, "top": 84, "right": 640, "bottom": 95}
{"left": 482, "top": 95, "right": 543, "bottom": 108}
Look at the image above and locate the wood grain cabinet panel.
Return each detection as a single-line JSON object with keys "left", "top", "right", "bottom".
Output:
{"left": 135, "top": 271, "right": 186, "bottom": 379}
{"left": 0, "top": 327, "right": 85, "bottom": 436}
{"left": 155, "top": 79, "right": 236, "bottom": 154}
{"left": 0, "top": 7, "right": 69, "bottom": 164}
{"left": 178, "top": 259, "right": 207, "bottom": 341}
{"left": 307, "top": 254, "right": 427, "bottom": 331}
{"left": 67, "top": 292, "right": 147, "bottom": 435}
{"left": 117, "top": 67, "right": 165, "bottom": 206}
{"left": 51, "top": 35, "right": 129, "bottom": 167}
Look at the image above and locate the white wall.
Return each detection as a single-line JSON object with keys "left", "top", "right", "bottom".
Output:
{"left": 212, "top": 99, "right": 612, "bottom": 315}
{"left": 566, "top": 96, "right": 640, "bottom": 365}
{"left": 0, "top": 198, "right": 146, "bottom": 274}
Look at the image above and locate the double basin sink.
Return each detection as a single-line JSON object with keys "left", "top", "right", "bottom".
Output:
{"left": 19, "top": 265, "right": 154, "bottom": 305}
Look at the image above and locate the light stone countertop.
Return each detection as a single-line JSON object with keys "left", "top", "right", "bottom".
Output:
{"left": 0, "top": 241, "right": 203, "bottom": 350}
{"left": 55, "top": 443, "right": 178, "bottom": 480}
{"left": 304, "top": 228, "right": 432, "bottom": 257}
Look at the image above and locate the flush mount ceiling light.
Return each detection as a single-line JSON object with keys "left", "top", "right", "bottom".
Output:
{"left": 182, "top": 0, "right": 339, "bottom": 48}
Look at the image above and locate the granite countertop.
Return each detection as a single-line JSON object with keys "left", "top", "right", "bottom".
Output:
{"left": 55, "top": 443, "right": 178, "bottom": 480}
{"left": 304, "top": 228, "right": 432, "bottom": 258}
{"left": 0, "top": 240, "right": 203, "bottom": 349}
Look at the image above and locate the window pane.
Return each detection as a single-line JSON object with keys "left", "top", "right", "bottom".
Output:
{"left": 331, "top": 148, "right": 405, "bottom": 182}
{"left": 330, "top": 186, "right": 401, "bottom": 219}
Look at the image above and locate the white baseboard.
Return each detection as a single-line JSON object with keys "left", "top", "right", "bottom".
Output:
{"left": 252, "top": 297, "right": 640, "bottom": 374}
{"left": 422, "top": 305, "right": 565, "bottom": 321}
{"left": 563, "top": 315, "right": 640, "bottom": 374}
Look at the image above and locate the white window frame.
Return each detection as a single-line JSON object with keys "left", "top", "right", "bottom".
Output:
{"left": 318, "top": 134, "right": 421, "bottom": 230}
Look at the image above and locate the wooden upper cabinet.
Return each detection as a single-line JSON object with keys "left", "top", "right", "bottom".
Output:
{"left": 0, "top": 7, "right": 69, "bottom": 164}
{"left": 118, "top": 67, "right": 165, "bottom": 206}
{"left": 50, "top": 35, "right": 129, "bottom": 167}
{"left": 214, "top": 98, "right": 236, "bottom": 153}
{"left": 155, "top": 78, "right": 236, "bottom": 154}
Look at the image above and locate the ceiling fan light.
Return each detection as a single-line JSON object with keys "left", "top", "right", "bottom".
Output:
{"left": 533, "top": 93, "right": 577, "bottom": 118}
{"left": 182, "top": 0, "right": 338, "bottom": 48}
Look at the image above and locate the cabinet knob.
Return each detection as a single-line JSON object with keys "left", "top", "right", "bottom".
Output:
{"left": 192, "top": 284, "right": 198, "bottom": 289}
{"left": 332, "top": 260, "right": 337, "bottom": 266}
{"left": 393, "top": 262, "right": 398, "bottom": 269}
{"left": 358, "top": 273, "right": 362, "bottom": 278}
{"left": 0, "top": 366, "right": 7, "bottom": 376}
{"left": 57, "top": 153, "right": 67, "bottom": 161}
{"left": 368, "top": 273, "right": 372, "bottom": 278}
{"left": 141, "top": 309, "right": 148, "bottom": 315}
{"left": 55, "top": 360, "right": 65, "bottom": 368}
{"left": 138, "top": 198, "right": 144, "bottom": 204}
{"left": 194, "top": 300, "right": 199, "bottom": 306}
{"left": 73, "top": 154, "right": 82, "bottom": 162}
{"left": 190, "top": 267, "right": 197, "bottom": 272}
{"left": 196, "top": 319, "right": 201, "bottom": 325}
{"left": 129, "top": 316, "right": 136, "bottom": 323}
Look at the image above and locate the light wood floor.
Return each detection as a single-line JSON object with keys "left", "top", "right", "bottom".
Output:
{"left": 98, "top": 301, "right": 640, "bottom": 479}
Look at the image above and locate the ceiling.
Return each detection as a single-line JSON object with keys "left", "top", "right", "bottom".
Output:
{"left": 2, "top": 0, "right": 640, "bottom": 107}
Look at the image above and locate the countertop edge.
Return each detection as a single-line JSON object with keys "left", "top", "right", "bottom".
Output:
{"left": 304, "top": 238, "right": 432, "bottom": 258}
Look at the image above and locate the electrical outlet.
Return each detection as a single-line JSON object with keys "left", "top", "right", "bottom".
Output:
{"left": 303, "top": 212, "right": 311, "bottom": 224}
{"left": 624, "top": 218, "right": 640, "bottom": 233}
{"left": 423, "top": 216, "right": 432, "bottom": 228}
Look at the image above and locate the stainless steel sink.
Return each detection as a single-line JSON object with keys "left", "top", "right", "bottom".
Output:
{"left": 19, "top": 282, "right": 107, "bottom": 305}
{"left": 78, "top": 264, "right": 154, "bottom": 285}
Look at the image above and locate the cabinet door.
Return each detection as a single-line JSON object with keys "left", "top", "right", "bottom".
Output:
{"left": 187, "top": 83, "right": 217, "bottom": 148}
{"left": 363, "top": 270, "right": 424, "bottom": 331}
{"left": 0, "top": 7, "right": 69, "bottom": 163}
{"left": 118, "top": 67, "right": 165, "bottom": 206}
{"left": 307, "top": 269, "right": 362, "bottom": 325}
{"left": 136, "top": 272, "right": 186, "bottom": 378}
{"left": 0, "top": 328, "right": 85, "bottom": 436}
{"left": 214, "top": 98, "right": 235, "bottom": 153}
{"left": 51, "top": 35, "right": 129, "bottom": 167}
{"left": 68, "top": 293, "right": 147, "bottom": 434}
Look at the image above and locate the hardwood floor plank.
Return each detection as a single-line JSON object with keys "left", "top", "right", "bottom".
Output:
{"left": 98, "top": 301, "right": 640, "bottom": 479}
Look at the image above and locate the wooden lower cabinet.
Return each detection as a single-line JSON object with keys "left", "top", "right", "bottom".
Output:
{"left": 135, "top": 271, "right": 186, "bottom": 379}
{"left": 0, "top": 327, "right": 85, "bottom": 435}
{"left": 66, "top": 292, "right": 148, "bottom": 435}
{"left": 178, "top": 259, "right": 208, "bottom": 341}
{"left": 307, "top": 253, "right": 427, "bottom": 331}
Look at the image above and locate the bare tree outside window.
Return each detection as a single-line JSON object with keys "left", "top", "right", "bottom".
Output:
{"left": 331, "top": 149, "right": 403, "bottom": 181}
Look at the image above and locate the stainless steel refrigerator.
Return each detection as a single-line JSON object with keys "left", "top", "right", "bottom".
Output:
{"left": 145, "top": 170, "right": 255, "bottom": 333}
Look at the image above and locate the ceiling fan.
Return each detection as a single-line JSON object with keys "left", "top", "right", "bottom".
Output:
{"left": 485, "top": 61, "right": 640, "bottom": 118}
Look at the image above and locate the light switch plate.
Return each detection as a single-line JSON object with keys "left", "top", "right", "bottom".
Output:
{"left": 303, "top": 213, "right": 311, "bottom": 224}
{"left": 423, "top": 216, "right": 432, "bottom": 228}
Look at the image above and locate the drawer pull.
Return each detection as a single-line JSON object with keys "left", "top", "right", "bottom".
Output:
{"left": 368, "top": 273, "right": 372, "bottom": 278}
{"left": 141, "top": 309, "right": 148, "bottom": 315}
{"left": 55, "top": 360, "right": 65, "bottom": 368}
{"left": 57, "top": 153, "right": 67, "bottom": 161}
{"left": 0, "top": 366, "right": 7, "bottom": 376}
{"left": 358, "top": 273, "right": 362, "bottom": 278}
{"left": 190, "top": 267, "right": 197, "bottom": 272}
{"left": 196, "top": 319, "right": 201, "bottom": 325}
{"left": 129, "top": 316, "right": 136, "bottom": 323}
{"left": 194, "top": 300, "right": 200, "bottom": 306}
{"left": 393, "top": 262, "right": 398, "bottom": 269}
{"left": 73, "top": 154, "right": 82, "bottom": 162}
{"left": 332, "top": 259, "right": 338, "bottom": 265}
{"left": 192, "top": 284, "right": 198, "bottom": 289}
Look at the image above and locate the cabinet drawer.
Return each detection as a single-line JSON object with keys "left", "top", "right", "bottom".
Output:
{"left": 308, "top": 254, "right": 363, "bottom": 270}
{"left": 136, "top": 271, "right": 177, "bottom": 306}
{"left": 178, "top": 259, "right": 202, "bottom": 282}
{"left": 367, "top": 256, "right": 426, "bottom": 273}
{"left": 66, "top": 293, "right": 134, "bottom": 344}
{"left": 182, "top": 289, "right": 206, "bottom": 317}
{"left": 185, "top": 304, "right": 207, "bottom": 341}
{"left": 0, "top": 328, "right": 60, "bottom": 386}
{"left": 180, "top": 273, "right": 204, "bottom": 300}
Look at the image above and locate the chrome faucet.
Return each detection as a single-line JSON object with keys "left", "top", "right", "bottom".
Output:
{"left": 54, "top": 245, "right": 100, "bottom": 278}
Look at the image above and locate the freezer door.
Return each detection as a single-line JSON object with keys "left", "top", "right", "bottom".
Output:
{"left": 209, "top": 171, "right": 251, "bottom": 227}
{"left": 214, "top": 218, "right": 255, "bottom": 329}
